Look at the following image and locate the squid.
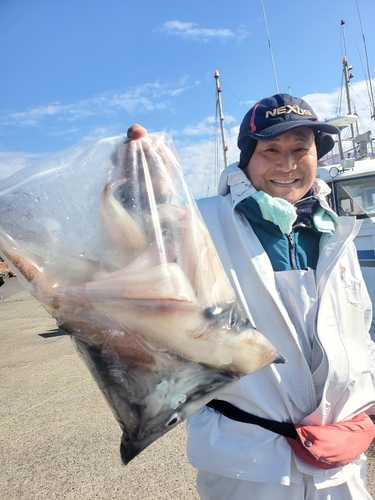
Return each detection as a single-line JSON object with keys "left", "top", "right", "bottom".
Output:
{"left": 0, "top": 131, "right": 284, "bottom": 464}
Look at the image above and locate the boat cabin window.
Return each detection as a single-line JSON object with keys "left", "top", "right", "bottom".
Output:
{"left": 328, "top": 175, "right": 375, "bottom": 218}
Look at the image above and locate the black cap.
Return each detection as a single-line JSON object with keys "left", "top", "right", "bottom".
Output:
{"left": 238, "top": 94, "right": 340, "bottom": 168}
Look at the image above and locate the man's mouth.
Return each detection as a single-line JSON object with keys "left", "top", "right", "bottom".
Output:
{"left": 271, "top": 179, "right": 297, "bottom": 185}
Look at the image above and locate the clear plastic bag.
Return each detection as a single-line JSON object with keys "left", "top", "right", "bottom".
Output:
{"left": 0, "top": 132, "right": 282, "bottom": 464}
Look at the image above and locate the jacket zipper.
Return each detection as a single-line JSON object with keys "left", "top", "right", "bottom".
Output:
{"left": 287, "top": 233, "right": 298, "bottom": 270}
{"left": 232, "top": 203, "right": 318, "bottom": 409}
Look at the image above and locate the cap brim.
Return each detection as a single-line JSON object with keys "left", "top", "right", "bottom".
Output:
{"left": 247, "top": 120, "right": 340, "bottom": 140}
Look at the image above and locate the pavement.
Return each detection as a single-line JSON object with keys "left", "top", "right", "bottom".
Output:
{"left": 1, "top": 277, "right": 375, "bottom": 499}
{"left": 0, "top": 278, "right": 199, "bottom": 500}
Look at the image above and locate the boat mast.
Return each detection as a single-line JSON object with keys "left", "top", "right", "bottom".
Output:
{"left": 214, "top": 70, "right": 229, "bottom": 169}
{"left": 341, "top": 20, "right": 357, "bottom": 154}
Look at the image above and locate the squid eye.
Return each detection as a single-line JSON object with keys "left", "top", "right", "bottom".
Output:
{"left": 166, "top": 412, "right": 180, "bottom": 427}
{"left": 162, "top": 229, "right": 170, "bottom": 237}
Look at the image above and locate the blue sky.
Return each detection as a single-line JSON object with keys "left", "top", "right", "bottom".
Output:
{"left": 1, "top": 0, "right": 374, "bottom": 197}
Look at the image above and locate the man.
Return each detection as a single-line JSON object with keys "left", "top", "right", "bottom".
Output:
{"left": 186, "top": 94, "right": 375, "bottom": 499}
{"left": 127, "top": 93, "right": 375, "bottom": 499}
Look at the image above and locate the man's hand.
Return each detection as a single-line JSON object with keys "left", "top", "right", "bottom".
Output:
{"left": 127, "top": 124, "right": 147, "bottom": 140}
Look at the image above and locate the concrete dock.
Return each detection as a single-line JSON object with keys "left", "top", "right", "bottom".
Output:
{"left": 1, "top": 277, "right": 374, "bottom": 499}
{"left": 0, "top": 278, "right": 198, "bottom": 500}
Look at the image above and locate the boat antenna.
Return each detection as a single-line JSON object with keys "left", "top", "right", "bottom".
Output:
{"left": 261, "top": 0, "right": 279, "bottom": 93}
{"left": 214, "top": 70, "right": 229, "bottom": 170}
{"left": 340, "top": 20, "right": 357, "bottom": 154}
{"left": 355, "top": 0, "right": 375, "bottom": 120}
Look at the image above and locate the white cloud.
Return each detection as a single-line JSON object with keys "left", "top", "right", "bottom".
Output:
{"left": 81, "top": 125, "right": 125, "bottom": 143}
{"left": 157, "top": 21, "right": 243, "bottom": 42}
{"left": 2, "top": 80, "right": 374, "bottom": 192}
{"left": 181, "top": 116, "right": 217, "bottom": 136}
{"left": 6, "top": 102, "right": 95, "bottom": 126}
{"left": 0, "top": 112, "right": 240, "bottom": 192}
{"left": 177, "top": 139, "right": 219, "bottom": 198}
{"left": 1, "top": 80, "right": 191, "bottom": 128}
{"left": 179, "top": 114, "right": 237, "bottom": 137}
{"left": 0, "top": 150, "right": 46, "bottom": 180}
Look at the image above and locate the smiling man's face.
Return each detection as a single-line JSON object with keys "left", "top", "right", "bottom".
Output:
{"left": 243, "top": 128, "right": 318, "bottom": 204}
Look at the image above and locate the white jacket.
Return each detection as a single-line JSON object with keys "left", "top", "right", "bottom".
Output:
{"left": 187, "top": 164, "right": 375, "bottom": 489}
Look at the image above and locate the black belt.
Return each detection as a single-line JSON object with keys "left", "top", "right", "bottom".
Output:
{"left": 206, "top": 399, "right": 298, "bottom": 440}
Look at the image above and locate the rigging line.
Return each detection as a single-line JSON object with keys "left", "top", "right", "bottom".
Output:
{"left": 200, "top": 121, "right": 217, "bottom": 198}
{"left": 356, "top": 42, "right": 375, "bottom": 120}
{"left": 218, "top": 79, "right": 248, "bottom": 109}
{"left": 0, "top": 378, "right": 92, "bottom": 427}
{"left": 356, "top": 0, "right": 375, "bottom": 119}
{"left": 215, "top": 101, "right": 221, "bottom": 188}
{"left": 200, "top": 147, "right": 212, "bottom": 198}
{"left": 261, "top": 0, "right": 279, "bottom": 94}
{"left": 334, "top": 52, "right": 343, "bottom": 116}
{"left": 201, "top": 84, "right": 222, "bottom": 197}
{"left": 222, "top": 112, "right": 239, "bottom": 165}
{"left": 213, "top": 78, "right": 243, "bottom": 164}
{"left": 337, "top": 72, "right": 345, "bottom": 116}
{"left": 217, "top": 92, "right": 237, "bottom": 164}
{"left": 340, "top": 19, "right": 356, "bottom": 150}
{"left": 201, "top": 100, "right": 221, "bottom": 197}
{"left": 349, "top": 83, "right": 375, "bottom": 117}
{"left": 224, "top": 123, "right": 237, "bottom": 163}
{"left": 356, "top": 42, "right": 373, "bottom": 111}
{"left": 341, "top": 19, "right": 349, "bottom": 62}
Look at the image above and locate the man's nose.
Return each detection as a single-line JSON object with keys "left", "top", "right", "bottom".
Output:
{"left": 274, "top": 152, "right": 297, "bottom": 171}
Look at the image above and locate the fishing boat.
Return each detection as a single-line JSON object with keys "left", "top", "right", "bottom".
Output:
{"left": 316, "top": 126, "right": 375, "bottom": 338}
{"left": 316, "top": 30, "right": 375, "bottom": 338}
